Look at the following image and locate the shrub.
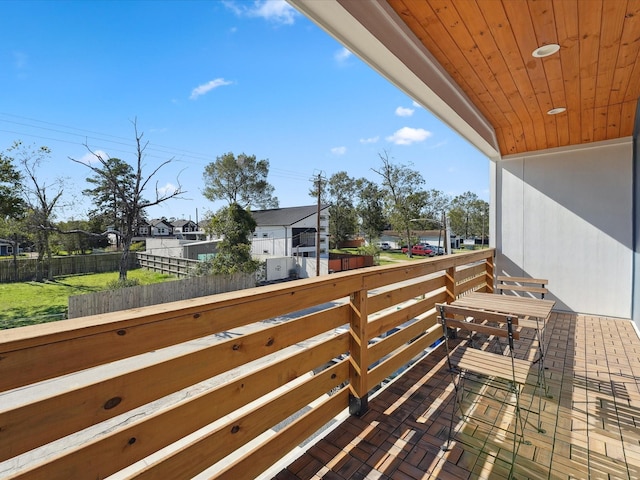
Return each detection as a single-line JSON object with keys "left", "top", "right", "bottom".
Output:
{"left": 130, "top": 241, "right": 146, "bottom": 252}
{"left": 106, "top": 278, "right": 141, "bottom": 290}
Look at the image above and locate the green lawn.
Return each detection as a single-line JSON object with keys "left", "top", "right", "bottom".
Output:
{"left": 0, "top": 269, "right": 176, "bottom": 330}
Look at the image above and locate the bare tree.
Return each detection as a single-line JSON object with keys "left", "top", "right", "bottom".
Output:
{"left": 372, "top": 150, "right": 425, "bottom": 257}
{"left": 71, "top": 120, "right": 185, "bottom": 281}
{"left": 10, "top": 142, "right": 64, "bottom": 281}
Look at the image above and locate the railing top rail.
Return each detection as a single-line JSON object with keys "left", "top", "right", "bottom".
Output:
{"left": 0, "top": 249, "right": 494, "bottom": 349}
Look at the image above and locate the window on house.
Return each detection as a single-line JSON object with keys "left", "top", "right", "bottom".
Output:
{"left": 292, "top": 228, "right": 316, "bottom": 247}
{"left": 262, "top": 233, "right": 268, "bottom": 238}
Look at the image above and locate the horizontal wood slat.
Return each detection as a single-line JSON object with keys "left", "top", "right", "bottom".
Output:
{"left": 368, "top": 326, "right": 442, "bottom": 388}
{"left": 8, "top": 355, "right": 350, "bottom": 480}
{"left": 452, "top": 347, "right": 530, "bottom": 385}
{"left": 442, "top": 317, "right": 520, "bottom": 340}
{"left": 129, "top": 362, "right": 348, "bottom": 480}
{"left": 368, "top": 312, "right": 438, "bottom": 363}
{"left": 216, "top": 388, "right": 350, "bottom": 480}
{"left": 496, "top": 276, "right": 548, "bottom": 285}
{"left": 0, "top": 306, "right": 351, "bottom": 462}
{"left": 0, "top": 291, "right": 351, "bottom": 393}
{"left": 368, "top": 292, "right": 445, "bottom": 340}
{"left": 499, "top": 284, "right": 548, "bottom": 295}
{"left": 367, "top": 275, "right": 446, "bottom": 315}
{"left": 438, "top": 304, "right": 520, "bottom": 326}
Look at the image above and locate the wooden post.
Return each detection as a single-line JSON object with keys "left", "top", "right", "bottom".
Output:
{"left": 348, "top": 289, "right": 369, "bottom": 416}
{"left": 485, "top": 252, "right": 495, "bottom": 293}
{"left": 445, "top": 266, "right": 456, "bottom": 304}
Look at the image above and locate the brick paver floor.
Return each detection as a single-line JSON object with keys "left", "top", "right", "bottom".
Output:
{"left": 273, "top": 313, "right": 640, "bottom": 479}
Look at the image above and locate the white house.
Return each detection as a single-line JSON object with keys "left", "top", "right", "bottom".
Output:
{"left": 250, "top": 205, "right": 330, "bottom": 258}
{"left": 172, "top": 219, "right": 198, "bottom": 235}
{"left": 149, "top": 218, "right": 173, "bottom": 237}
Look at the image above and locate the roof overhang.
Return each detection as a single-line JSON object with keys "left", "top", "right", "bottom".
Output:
{"left": 289, "top": 0, "right": 640, "bottom": 159}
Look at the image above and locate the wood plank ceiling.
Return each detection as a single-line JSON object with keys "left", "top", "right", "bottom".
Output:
{"left": 386, "top": 0, "right": 640, "bottom": 156}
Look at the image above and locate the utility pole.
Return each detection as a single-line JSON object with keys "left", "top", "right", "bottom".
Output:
{"left": 312, "top": 171, "right": 325, "bottom": 277}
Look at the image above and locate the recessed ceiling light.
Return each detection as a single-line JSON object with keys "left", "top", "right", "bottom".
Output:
{"left": 547, "top": 107, "right": 566, "bottom": 115}
{"left": 532, "top": 44, "right": 560, "bottom": 58}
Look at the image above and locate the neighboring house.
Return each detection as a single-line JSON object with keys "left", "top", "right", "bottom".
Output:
{"left": 250, "top": 205, "right": 330, "bottom": 258}
{"left": 136, "top": 220, "right": 150, "bottom": 237}
{"left": 0, "top": 239, "right": 13, "bottom": 256}
{"left": 172, "top": 220, "right": 198, "bottom": 235}
{"left": 107, "top": 218, "right": 205, "bottom": 246}
{"left": 149, "top": 218, "right": 173, "bottom": 237}
{"left": 172, "top": 220, "right": 205, "bottom": 241}
{"left": 380, "top": 230, "right": 460, "bottom": 251}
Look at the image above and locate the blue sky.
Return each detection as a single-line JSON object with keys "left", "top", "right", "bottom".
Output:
{"left": 1, "top": 0, "right": 489, "bottom": 222}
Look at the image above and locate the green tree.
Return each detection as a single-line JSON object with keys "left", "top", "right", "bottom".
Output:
{"left": 71, "top": 121, "right": 184, "bottom": 281}
{"left": 421, "top": 189, "right": 451, "bottom": 228}
{"left": 82, "top": 157, "right": 137, "bottom": 249}
{"left": 326, "top": 172, "right": 358, "bottom": 248}
{"left": 356, "top": 179, "right": 387, "bottom": 244}
{"left": 203, "top": 152, "right": 278, "bottom": 209}
{"left": 449, "top": 191, "right": 487, "bottom": 239}
{"left": 203, "top": 152, "right": 277, "bottom": 275}
{"left": 0, "top": 149, "right": 27, "bottom": 280}
{"left": 206, "top": 203, "right": 260, "bottom": 274}
{"left": 0, "top": 151, "right": 25, "bottom": 219}
{"left": 54, "top": 219, "right": 109, "bottom": 254}
{"left": 372, "top": 151, "right": 425, "bottom": 256}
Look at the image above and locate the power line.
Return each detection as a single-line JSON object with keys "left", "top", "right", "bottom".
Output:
{"left": 0, "top": 112, "right": 314, "bottom": 182}
{"left": 0, "top": 112, "right": 213, "bottom": 162}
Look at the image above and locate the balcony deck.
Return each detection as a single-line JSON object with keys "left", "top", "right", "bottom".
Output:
{"left": 273, "top": 312, "right": 640, "bottom": 479}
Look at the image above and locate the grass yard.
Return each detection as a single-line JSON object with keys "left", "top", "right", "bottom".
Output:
{"left": 0, "top": 269, "right": 176, "bottom": 330}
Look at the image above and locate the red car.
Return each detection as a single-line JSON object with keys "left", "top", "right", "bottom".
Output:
{"left": 401, "top": 244, "right": 434, "bottom": 256}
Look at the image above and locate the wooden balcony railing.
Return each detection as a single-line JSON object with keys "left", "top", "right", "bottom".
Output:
{"left": 0, "top": 249, "right": 494, "bottom": 479}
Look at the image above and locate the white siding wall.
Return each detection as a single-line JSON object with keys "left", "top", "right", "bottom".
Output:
{"left": 251, "top": 226, "right": 289, "bottom": 256}
{"left": 251, "top": 209, "right": 329, "bottom": 258}
{"left": 495, "top": 139, "right": 633, "bottom": 318}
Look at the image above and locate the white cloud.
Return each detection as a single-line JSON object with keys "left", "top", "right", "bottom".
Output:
{"left": 225, "top": 0, "right": 297, "bottom": 25}
{"left": 395, "top": 106, "right": 414, "bottom": 117}
{"left": 190, "top": 78, "right": 233, "bottom": 100}
{"left": 158, "top": 182, "right": 178, "bottom": 196}
{"left": 359, "top": 136, "right": 379, "bottom": 144}
{"left": 386, "top": 127, "right": 433, "bottom": 145}
{"left": 331, "top": 146, "right": 347, "bottom": 155}
{"left": 412, "top": 100, "right": 422, "bottom": 108}
{"left": 79, "top": 150, "right": 109, "bottom": 165}
{"left": 335, "top": 47, "right": 352, "bottom": 63}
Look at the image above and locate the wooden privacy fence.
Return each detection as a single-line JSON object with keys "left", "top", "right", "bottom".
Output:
{"left": 328, "top": 253, "right": 374, "bottom": 272}
{"left": 136, "top": 253, "right": 200, "bottom": 278}
{"left": 0, "top": 249, "right": 494, "bottom": 480}
{"left": 68, "top": 272, "right": 257, "bottom": 318}
{"left": 0, "top": 252, "right": 134, "bottom": 283}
